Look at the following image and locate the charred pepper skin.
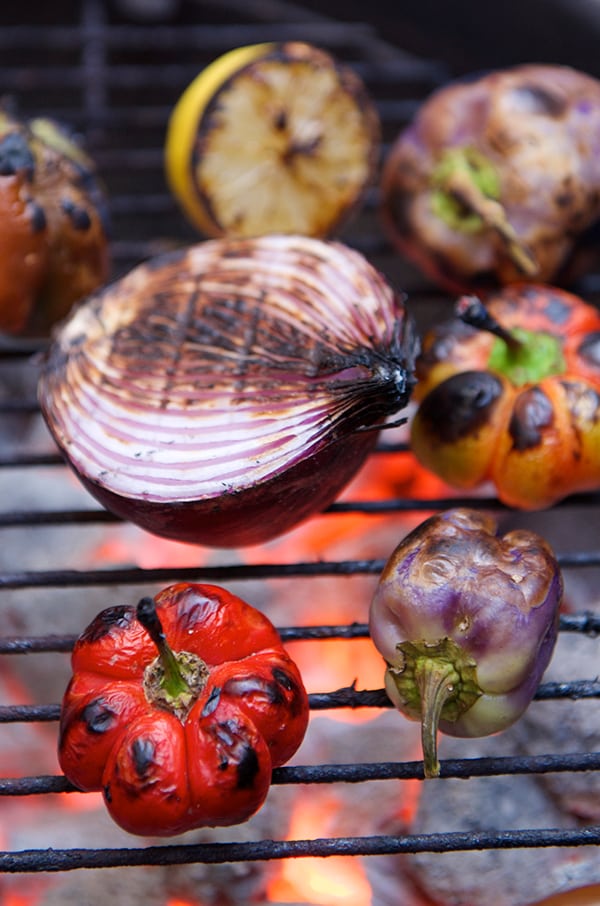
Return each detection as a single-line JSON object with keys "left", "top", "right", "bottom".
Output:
{"left": 0, "top": 112, "right": 109, "bottom": 335}
{"left": 369, "top": 508, "right": 563, "bottom": 778}
{"left": 58, "top": 583, "right": 309, "bottom": 836}
{"left": 410, "top": 283, "right": 600, "bottom": 510}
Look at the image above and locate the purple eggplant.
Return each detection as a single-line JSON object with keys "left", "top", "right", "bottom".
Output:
{"left": 369, "top": 508, "right": 563, "bottom": 777}
{"left": 380, "top": 64, "right": 600, "bottom": 292}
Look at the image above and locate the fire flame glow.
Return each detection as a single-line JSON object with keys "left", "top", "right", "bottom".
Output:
{"left": 267, "top": 796, "right": 372, "bottom": 905}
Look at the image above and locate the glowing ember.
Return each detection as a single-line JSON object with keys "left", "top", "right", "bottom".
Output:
{"left": 267, "top": 796, "right": 372, "bottom": 905}
{"left": 57, "top": 789, "right": 104, "bottom": 812}
{"left": 166, "top": 899, "right": 202, "bottom": 906}
{"left": 3, "top": 894, "right": 44, "bottom": 906}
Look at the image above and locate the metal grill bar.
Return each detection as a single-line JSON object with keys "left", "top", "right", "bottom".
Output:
{"left": 0, "top": 612, "right": 597, "bottom": 655}
{"left": 5, "top": 750, "right": 600, "bottom": 799}
{"left": 2, "top": 0, "right": 600, "bottom": 887}
{"left": 7, "top": 493, "right": 600, "bottom": 524}
{"left": 3, "top": 677, "right": 600, "bottom": 726}
{"left": 0, "top": 680, "right": 596, "bottom": 728}
{"left": 3, "top": 825, "right": 600, "bottom": 874}
{"left": 1, "top": 550, "right": 600, "bottom": 591}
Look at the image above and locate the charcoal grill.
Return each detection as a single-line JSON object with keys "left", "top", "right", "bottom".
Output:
{"left": 2, "top": 0, "right": 600, "bottom": 893}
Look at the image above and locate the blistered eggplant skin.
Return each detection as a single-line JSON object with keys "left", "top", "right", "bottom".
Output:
{"left": 369, "top": 509, "right": 563, "bottom": 741}
{"left": 381, "top": 64, "right": 600, "bottom": 292}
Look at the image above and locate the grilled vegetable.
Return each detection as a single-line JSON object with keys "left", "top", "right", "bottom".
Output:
{"left": 0, "top": 111, "right": 109, "bottom": 335}
{"left": 38, "top": 234, "right": 416, "bottom": 547}
{"left": 380, "top": 64, "right": 600, "bottom": 292}
{"left": 58, "top": 582, "right": 309, "bottom": 836}
{"left": 369, "top": 508, "right": 563, "bottom": 778}
{"left": 410, "top": 284, "right": 600, "bottom": 509}
{"left": 165, "top": 41, "right": 380, "bottom": 239}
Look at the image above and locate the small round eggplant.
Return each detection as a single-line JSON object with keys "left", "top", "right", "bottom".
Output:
{"left": 380, "top": 64, "right": 600, "bottom": 292}
{"left": 369, "top": 508, "right": 563, "bottom": 778}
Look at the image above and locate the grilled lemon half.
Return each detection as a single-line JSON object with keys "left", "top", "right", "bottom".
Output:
{"left": 164, "top": 41, "right": 380, "bottom": 238}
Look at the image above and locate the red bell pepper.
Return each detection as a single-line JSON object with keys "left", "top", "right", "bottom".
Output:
{"left": 58, "top": 583, "right": 309, "bottom": 836}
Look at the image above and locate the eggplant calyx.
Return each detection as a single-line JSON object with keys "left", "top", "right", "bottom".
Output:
{"left": 430, "top": 146, "right": 538, "bottom": 277}
{"left": 386, "top": 638, "right": 481, "bottom": 779}
{"left": 137, "top": 596, "right": 209, "bottom": 722}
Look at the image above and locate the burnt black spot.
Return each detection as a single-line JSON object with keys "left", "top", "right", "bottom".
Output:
{"left": 272, "top": 666, "right": 305, "bottom": 716}
{"left": 61, "top": 198, "right": 92, "bottom": 231}
{"left": 272, "top": 666, "right": 295, "bottom": 692}
{"left": 28, "top": 200, "right": 46, "bottom": 232}
{"left": 555, "top": 191, "right": 575, "bottom": 208}
{"left": 79, "top": 605, "right": 135, "bottom": 644}
{"left": 131, "top": 737, "right": 155, "bottom": 778}
{"left": 512, "top": 285, "right": 572, "bottom": 325}
{"left": 543, "top": 294, "right": 572, "bottom": 325}
{"left": 68, "top": 159, "right": 111, "bottom": 234}
{"left": 418, "top": 371, "right": 503, "bottom": 442}
{"left": 81, "top": 698, "right": 116, "bottom": 734}
{"left": 212, "top": 719, "right": 261, "bottom": 788}
{"left": 578, "top": 331, "right": 600, "bottom": 370}
{"left": 273, "top": 110, "right": 287, "bottom": 131}
{"left": 236, "top": 744, "right": 260, "bottom": 790}
{"left": 509, "top": 386, "right": 554, "bottom": 450}
{"left": 417, "top": 320, "right": 475, "bottom": 373}
{"left": 223, "top": 674, "right": 285, "bottom": 707}
{"left": 0, "top": 132, "right": 35, "bottom": 178}
{"left": 511, "top": 83, "right": 567, "bottom": 117}
{"left": 201, "top": 685, "right": 221, "bottom": 718}
{"left": 103, "top": 783, "right": 112, "bottom": 803}
{"left": 174, "top": 594, "right": 221, "bottom": 636}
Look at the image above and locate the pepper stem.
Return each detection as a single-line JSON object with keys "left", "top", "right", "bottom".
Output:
{"left": 455, "top": 295, "right": 567, "bottom": 386}
{"left": 414, "top": 658, "right": 459, "bottom": 779}
{"left": 385, "top": 639, "right": 482, "bottom": 780}
{"left": 455, "top": 295, "right": 523, "bottom": 352}
{"left": 137, "top": 596, "right": 209, "bottom": 720}
{"left": 137, "top": 596, "right": 190, "bottom": 698}
{"left": 442, "top": 168, "right": 538, "bottom": 277}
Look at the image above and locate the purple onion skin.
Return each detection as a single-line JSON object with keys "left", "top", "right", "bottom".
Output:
{"left": 369, "top": 508, "right": 563, "bottom": 774}
{"left": 70, "top": 427, "right": 377, "bottom": 547}
{"left": 38, "top": 236, "right": 416, "bottom": 548}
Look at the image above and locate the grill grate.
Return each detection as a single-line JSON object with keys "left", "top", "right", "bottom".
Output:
{"left": 2, "top": 0, "right": 600, "bottom": 889}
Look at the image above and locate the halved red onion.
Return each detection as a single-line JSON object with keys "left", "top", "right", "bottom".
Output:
{"left": 38, "top": 235, "right": 416, "bottom": 546}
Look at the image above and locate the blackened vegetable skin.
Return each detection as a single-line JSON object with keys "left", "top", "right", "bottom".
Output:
{"left": 410, "top": 283, "right": 600, "bottom": 509}
{"left": 369, "top": 508, "right": 563, "bottom": 776}
{"left": 0, "top": 112, "right": 109, "bottom": 335}
{"left": 59, "top": 583, "right": 309, "bottom": 836}
{"left": 381, "top": 64, "right": 600, "bottom": 292}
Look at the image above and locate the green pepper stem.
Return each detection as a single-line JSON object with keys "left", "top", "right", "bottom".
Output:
{"left": 136, "top": 596, "right": 191, "bottom": 699}
{"left": 456, "top": 295, "right": 523, "bottom": 352}
{"left": 414, "top": 658, "right": 458, "bottom": 779}
{"left": 443, "top": 168, "right": 538, "bottom": 277}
